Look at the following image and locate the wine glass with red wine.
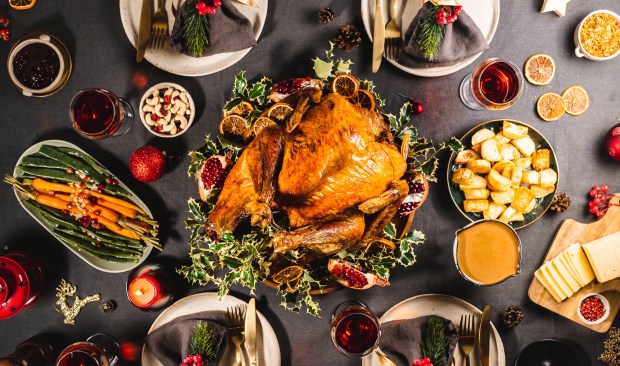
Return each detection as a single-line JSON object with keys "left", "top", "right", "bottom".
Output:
{"left": 56, "top": 334, "right": 120, "bottom": 366}
{"left": 459, "top": 58, "right": 524, "bottom": 110}
{"left": 70, "top": 88, "right": 134, "bottom": 139}
{"left": 331, "top": 301, "right": 381, "bottom": 358}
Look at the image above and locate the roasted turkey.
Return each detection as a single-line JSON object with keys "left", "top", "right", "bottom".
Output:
{"left": 206, "top": 92, "right": 409, "bottom": 259}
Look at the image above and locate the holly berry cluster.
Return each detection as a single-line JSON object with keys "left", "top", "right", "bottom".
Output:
{"left": 409, "top": 99, "right": 424, "bottom": 115}
{"left": 180, "top": 354, "right": 205, "bottom": 366}
{"left": 411, "top": 357, "right": 434, "bottom": 366}
{"left": 588, "top": 184, "right": 619, "bottom": 219}
{"left": 0, "top": 16, "right": 10, "bottom": 42}
{"left": 435, "top": 5, "right": 463, "bottom": 26}
{"left": 195, "top": 0, "right": 222, "bottom": 16}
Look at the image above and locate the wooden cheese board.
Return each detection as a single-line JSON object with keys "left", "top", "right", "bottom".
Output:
{"left": 528, "top": 196, "right": 620, "bottom": 332}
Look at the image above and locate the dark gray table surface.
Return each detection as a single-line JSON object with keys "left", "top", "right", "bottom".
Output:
{"left": 1, "top": 0, "right": 619, "bottom": 365}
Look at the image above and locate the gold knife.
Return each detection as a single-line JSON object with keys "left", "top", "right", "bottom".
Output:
{"left": 478, "top": 305, "right": 491, "bottom": 366}
{"left": 372, "top": 0, "right": 385, "bottom": 73}
{"left": 245, "top": 298, "right": 257, "bottom": 366}
{"left": 136, "top": 0, "right": 152, "bottom": 63}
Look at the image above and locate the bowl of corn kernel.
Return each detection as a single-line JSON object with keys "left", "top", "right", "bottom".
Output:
{"left": 574, "top": 10, "right": 620, "bottom": 61}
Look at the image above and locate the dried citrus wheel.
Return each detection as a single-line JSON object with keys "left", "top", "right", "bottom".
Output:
{"left": 363, "top": 238, "right": 396, "bottom": 253}
{"left": 219, "top": 114, "right": 248, "bottom": 138}
{"left": 252, "top": 116, "right": 277, "bottom": 136}
{"left": 266, "top": 102, "right": 294, "bottom": 122}
{"left": 9, "top": 0, "right": 36, "bottom": 10}
{"left": 524, "top": 54, "right": 555, "bottom": 86}
{"left": 561, "top": 85, "right": 589, "bottom": 116}
{"left": 224, "top": 101, "right": 254, "bottom": 117}
{"left": 537, "top": 93, "right": 566, "bottom": 121}
{"left": 331, "top": 74, "right": 359, "bottom": 99}
{"left": 350, "top": 89, "right": 376, "bottom": 110}
{"left": 271, "top": 265, "right": 304, "bottom": 284}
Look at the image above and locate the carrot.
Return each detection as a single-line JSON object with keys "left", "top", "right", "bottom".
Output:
{"left": 99, "top": 216, "right": 141, "bottom": 240}
{"left": 89, "top": 191, "right": 145, "bottom": 215}
{"left": 97, "top": 199, "right": 137, "bottom": 218}
{"left": 31, "top": 178, "right": 76, "bottom": 194}
{"left": 35, "top": 194, "right": 72, "bottom": 210}
{"left": 90, "top": 205, "right": 119, "bottom": 223}
{"left": 54, "top": 193, "right": 73, "bottom": 201}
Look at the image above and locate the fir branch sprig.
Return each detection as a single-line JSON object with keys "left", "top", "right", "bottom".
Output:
{"left": 183, "top": 0, "right": 211, "bottom": 57}
{"left": 188, "top": 321, "right": 217, "bottom": 362}
{"left": 421, "top": 316, "right": 449, "bottom": 366}
{"left": 417, "top": 5, "right": 444, "bottom": 61}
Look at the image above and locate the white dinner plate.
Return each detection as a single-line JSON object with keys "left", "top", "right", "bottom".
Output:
{"left": 142, "top": 293, "right": 281, "bottom": 366}
{"left": 361, "top": 0, "right": 500, "bottom": 77}
{"left": 119, "top": 0, "right": 268, "bottom": 76}
{"left": 13, "top": 140, "right": 153, "bottom": 273}
{"left": 362, "top": 294, "right": 506, "bottom": 366}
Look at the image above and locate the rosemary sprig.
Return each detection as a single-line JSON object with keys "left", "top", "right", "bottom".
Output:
{"left": 421, "top": 316, "right": 449, "bottom": 366}
{"left": 182, "top": 0, "right": 210, "bottom": 57}
{"left": 417, "top": 4, "right": 444, "bottom": 61}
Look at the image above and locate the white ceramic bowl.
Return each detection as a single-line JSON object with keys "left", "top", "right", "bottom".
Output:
{"left": 7, "top": 34, "right": 66, "bottom": 97}
{"left": 577, "top": 293, "right": 610, "bottom": 325}
{"left": 574, "top": 10, "right": 620, "bottom": 61}
{"left": 139, "top": 82, "right": 195, "bottom": 138}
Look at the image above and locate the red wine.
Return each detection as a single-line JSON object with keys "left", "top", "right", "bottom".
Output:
{"left": 72, "top": 90, "right": 119, "bottom": 137}
{"left": 470, "top": 59, "right": 523, "bottom": 110}
{"left": 334, "top": 313, "right": 379, "bottom": 354}
{"left": 56, "top": 350, "right": 100, "bottom": 366}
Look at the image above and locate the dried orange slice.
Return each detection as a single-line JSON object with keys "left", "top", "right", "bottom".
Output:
{"left": 219, "top": 114, "right": 248, "bottom": 138}
{"left": 331, "top": 74, "right": 359, "bottom": 99}
{"left": 524, "top": 54, "right": 556, "bottom": 86}
{"left": 350, "top": 89, "right": 376, "bottom": 110}
{"left": 364, "top": 238, "right": 396, "bottom": 253}
{"left": 224, "top": 101, "right": 254, "bottom": 117}
{"left": 561, "top": 85, "right": 589, "bottom": 116}
{"left": 266, "top": 102, "right": 294, "bottom": 122}
{"left": 252, "top": 116, "right": 277, "bottom": 136}
{"left": 9, "top": 0, "right": 36, "bottom": 10}
{"left": 537, "top": 93, "right": 566, "bottom": 121}
{"left": 271, "top": 265, "right": 304, "bottom": 284}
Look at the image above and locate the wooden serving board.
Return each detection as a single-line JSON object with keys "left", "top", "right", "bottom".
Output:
{"left": 528, "top": 196, "right": 620, "bottom": 332}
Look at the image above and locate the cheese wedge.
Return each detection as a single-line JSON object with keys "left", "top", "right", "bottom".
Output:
{"left": 565, "top": 244, "right": 596, "bottom": 285}
{"left": 551, "top": 257, "right": 580, "bottom": 293}
{"left": 535, "top": 268, "right": 565, "bottom": 302}
{"left": 582, "top": 231, "right": 620, "bottom": 283}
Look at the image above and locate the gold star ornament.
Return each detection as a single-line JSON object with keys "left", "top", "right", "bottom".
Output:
{"left": 541, "top": 0, "right": 571, "bottom": 17}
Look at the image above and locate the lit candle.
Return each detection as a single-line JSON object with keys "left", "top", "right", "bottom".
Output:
{"left": 127, "top": 274, "right": 161, "bottom": 308}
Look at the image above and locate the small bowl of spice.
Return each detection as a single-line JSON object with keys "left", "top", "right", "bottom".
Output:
{"left": 577, "top": 293, "right": 610, "bottom": 325}
{"left": 574, "top": 10, "right": 620, "bottom": 61}
{"left": 139, "top": 82, "right": 195, "bottom": 138}
{"left": 7, "top": 34, "right": 72, "bottom": 97}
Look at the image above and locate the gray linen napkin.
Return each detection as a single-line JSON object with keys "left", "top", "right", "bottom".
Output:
{"left": 171, "top": 0, "right": 257, "bottom": 57}
{"left": 145, "top": 311, "right": 228, "bottom": 366}
{"left": 379, "top": 316, "right": 458, "bottom": 366}
{"left": 398, "top": 3, "right": 489, "bottom": 68}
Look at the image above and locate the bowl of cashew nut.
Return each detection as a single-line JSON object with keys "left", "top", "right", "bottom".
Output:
{"left": 139, "top": 82, "right": 195, "bottom": 138}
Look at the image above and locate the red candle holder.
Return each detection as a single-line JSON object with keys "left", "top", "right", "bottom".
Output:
{"left": 126, "top": 263, "right": 173, "bottom": 311}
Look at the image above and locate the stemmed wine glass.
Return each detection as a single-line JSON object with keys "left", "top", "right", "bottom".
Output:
{"left": 70, "top": 88, "right": 134, "bottom": 139}
{"left": 459, "top": 58, "right": 524, "bottom": 111}
{"left": 56, "top": 334, "right": 120, "bottom": 366}
{"left": 331, "top": 300, "right": 381, "bottom": 358}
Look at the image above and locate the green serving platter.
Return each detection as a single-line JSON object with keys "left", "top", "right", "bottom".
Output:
{"left": 447, "top": 119, "right": 559, "bottom": 230}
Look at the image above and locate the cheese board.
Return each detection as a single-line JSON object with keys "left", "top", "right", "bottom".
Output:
{"left": 528, "top": 196, "right": 620, "bottom": 332}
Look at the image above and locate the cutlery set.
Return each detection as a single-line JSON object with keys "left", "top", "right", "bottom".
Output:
{"left": 226, "top": 298, "right": 258, "bottom": 366}
{"left": 458, "top": 305, "right": 492, "bottom": 366}
{"left": 136, "top": 0, "right": 169, "bottom": 62}
{"left": 372, "top": 0, "right": 403, "bottom": 73}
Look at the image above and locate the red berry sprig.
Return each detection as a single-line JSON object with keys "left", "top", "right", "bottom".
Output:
{"left": 0, "top": 15, "right": 10, "bottom": 42}
{"left": 587, "top": 184, "right": 620, "bottom": 219}
{"left": 195, "top": 0, "right": 222, "bottom": 16}
{"left": 180, "top": 354, "right": 204, "bottom": 366}
{"left": 434, "top": 5, "right": 463, "bottom": 26}
{"left": 398, "top": 94, "right": 424, "bottom": 115}
{"left": 411, "top": 357, "right": 433, "bottom": 366}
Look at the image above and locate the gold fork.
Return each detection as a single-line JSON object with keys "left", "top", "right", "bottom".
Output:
{"left": 226, "top": 305, "right": 246, "bottom": 366}
{"left": 458, "top": 314, "right": 476, "bottom": 366}
{"left": 384, "top": 0, "right": 402, "bottom": 60}
{"left": 150, "top": 0, "right": 169, "bottom": 50}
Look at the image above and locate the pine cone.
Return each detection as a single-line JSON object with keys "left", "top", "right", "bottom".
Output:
{"left": 318, "top": 7, "right": 335, "bottom": 24}
{"left": 332, "top": 24, "right": 362, "bottom": 52}
{"left": 550, "top": 192, "right": 571, "bottom": 212}
{"left": 503, "top": 305, "right": 524, "bottom": 328}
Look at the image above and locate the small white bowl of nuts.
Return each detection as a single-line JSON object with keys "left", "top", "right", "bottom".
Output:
{"left": 139, "top": 82, "right": 195, "bottom": 137}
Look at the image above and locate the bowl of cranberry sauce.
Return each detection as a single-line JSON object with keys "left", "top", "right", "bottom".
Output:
{"left": 7, "top": 34, "right": 67, "bottom": 97}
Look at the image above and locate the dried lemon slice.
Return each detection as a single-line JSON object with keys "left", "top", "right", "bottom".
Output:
{"left": 271, "top": 265, "right": 304, "bottom": 284}
{"left": 224, "top": 101, "right": 254, "bottom": 117}
{"left": 331, "top": 74, "right": 359, "bottom": 99}
{"left": 9, "top": 0, "right": 36, "bottom": 10}
{"left": 537, "top": 93, "right": 566, "bottom": 121}
{"left": 524, "top": 54, "right": 555, "bottom": 86}
{"left": 350, "top": 89, "right": 376, "bottom": 110}
{"left": 561, "top": 85, "right": 589, "bottom": 116}
{"left": 219, "top": 114, "right": 248, "bottom": 138}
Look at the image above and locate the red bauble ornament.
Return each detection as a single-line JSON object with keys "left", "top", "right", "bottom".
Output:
{"left": 606, "top": 123, "right": 620, "bottom": 162}
{"left": 129, "top": 146, "right": 166, "bottom": 183}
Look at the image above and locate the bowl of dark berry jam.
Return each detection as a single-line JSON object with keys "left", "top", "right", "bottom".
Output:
{"left": 7, "top": 34, "right": 72, "bottom": 97}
